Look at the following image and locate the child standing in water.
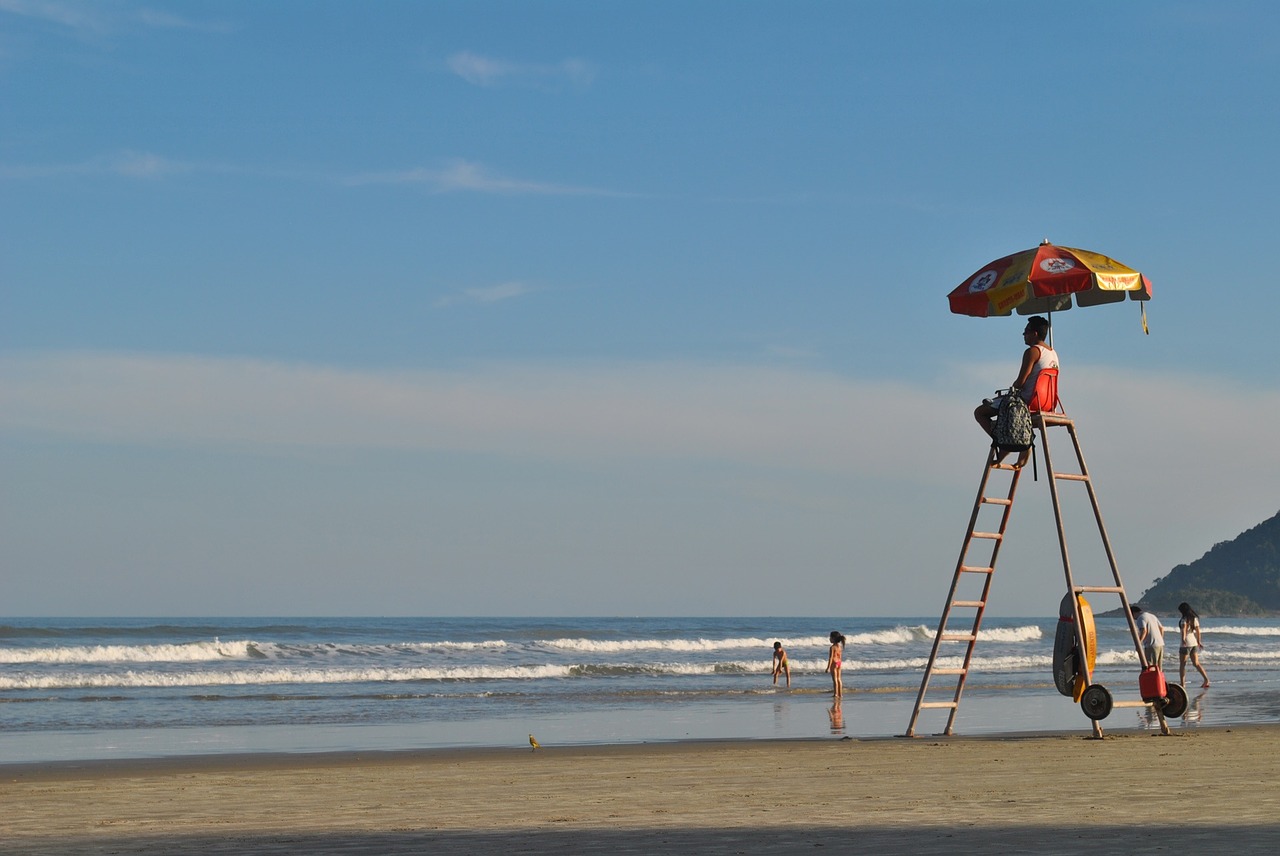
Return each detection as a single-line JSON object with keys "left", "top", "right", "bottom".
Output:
{"left": 826, "top": 631, "right": 846, "bottom": 698}
{"left": 771, "top": 641, "right": 790, "bottom": 688}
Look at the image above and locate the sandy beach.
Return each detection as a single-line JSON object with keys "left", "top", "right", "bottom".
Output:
{"left": 4, "top": 726, "right": 1279, "bottom": 855}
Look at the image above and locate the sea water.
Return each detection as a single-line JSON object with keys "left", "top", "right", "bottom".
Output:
{"left": 3, "top": 615, "right": 1279, "bottom": 763}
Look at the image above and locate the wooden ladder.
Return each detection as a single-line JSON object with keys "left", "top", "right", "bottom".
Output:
{"left": 904, "top": 410, "right": 1160, "bottom": 738}
{"left": 903, "top": 447, "right": 1024, "bottom": 738}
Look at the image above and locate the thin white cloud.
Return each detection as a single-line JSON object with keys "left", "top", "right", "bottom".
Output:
{"left": 0, "top": 0, "right": 231, "bottom": 36}
{"left": 435, "top": 282, "right": 536, "bottom": 308}
{"left": 4, "top": 352, "right": 1277, "bottom": 616}
{"left": 0, "top": 352, "right": 954, "bottom": 479}
{"left": 0, "top": 151, "right": 629, "bottom": 197}
{"left": 347, "top": 158, "right": 619, "bottom": 197}
{"left": 0, "top": 0, "right": 105, "bottom": 32}
{"left": 447, "top": 51, "right": 596, "bottom": 90}
{"left": 5, "top": 353, "right": 1278, "bottom": 502}
{"left": 134, "top": 7, "right": 232, "bottom": 33}
{"left": 0, "top": 150, "right": 224, "bottom": 180}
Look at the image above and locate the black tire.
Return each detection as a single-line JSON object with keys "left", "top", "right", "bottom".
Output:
{"left": 1162, "top": 683, "right": 1189, "bottom": 719}
{"left": 1080, "top": 684, "right": 1113, "bottom": 721}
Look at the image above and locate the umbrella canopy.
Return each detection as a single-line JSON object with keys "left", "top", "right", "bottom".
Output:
{"left": 948, "top": 241, "right": 1152, "bottom": 318}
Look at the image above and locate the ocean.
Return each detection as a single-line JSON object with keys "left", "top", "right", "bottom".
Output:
{"left": 4, "top": 615, "right": 1280, "bottom": 764}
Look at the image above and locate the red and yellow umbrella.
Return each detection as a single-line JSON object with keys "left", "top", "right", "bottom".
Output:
{"left": 948, "top": 240, "right": 1152, "bottom": 329}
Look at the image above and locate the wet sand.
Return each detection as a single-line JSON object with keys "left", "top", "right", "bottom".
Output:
{"left": 4, "top": 726, "right": 1279, "bottom": 854}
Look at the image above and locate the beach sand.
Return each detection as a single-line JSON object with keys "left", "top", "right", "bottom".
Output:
{"left": 4, "top": 726, "right": 1279, "bottom": 854}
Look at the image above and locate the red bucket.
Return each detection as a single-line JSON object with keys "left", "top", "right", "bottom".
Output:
{"left": 1139, "top": 666, "right": 1167, "bottom": 702}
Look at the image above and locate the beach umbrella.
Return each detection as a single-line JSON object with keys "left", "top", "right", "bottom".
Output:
{"left": 948, "top": 240, "right": 1152, "bottom": 331}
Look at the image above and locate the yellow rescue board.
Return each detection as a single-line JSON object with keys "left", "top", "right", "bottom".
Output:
{"left": 1072, "top": 596, "right": 1097, "bottom": 702}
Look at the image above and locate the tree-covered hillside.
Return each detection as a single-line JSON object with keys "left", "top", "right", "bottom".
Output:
{"left": 1138, "top": 509, "right": 1280, "bottom": 615}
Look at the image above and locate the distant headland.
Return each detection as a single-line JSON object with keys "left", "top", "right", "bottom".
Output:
{"left": 1130, "top": 509, "right": 1280, "bottom": 616}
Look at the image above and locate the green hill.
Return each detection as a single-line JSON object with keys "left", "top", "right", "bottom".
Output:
{"left": 1136, "top": 509, "right": 1280, "bottom": 615}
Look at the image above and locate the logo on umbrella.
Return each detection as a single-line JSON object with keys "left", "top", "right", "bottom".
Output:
{"left": 1039, "top": 257, "right": 1077, "bottom": 275}
{"left": 968, "top": 270, "right": 999, "bottom": 293}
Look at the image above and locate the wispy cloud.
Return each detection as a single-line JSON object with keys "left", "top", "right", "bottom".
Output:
{"left": 435, "top": 282, "right": 536, "bottom": 308}
{"left": 0, "top": 0, "right": 232, "bottom": 37}
{"left": 0, "top": 353, "right": 945, "bottom": 478}
{"left": 447, "top": 51, "right": 596, "bottom": 90}
{"left": 134, "top": 7, "right": 233, "bottom": 33}
{"left": 0, "top": 0, "right": 105, "bottom": 33}
{"left": 6, "top": 353, "right": 1278, "bottom": 502}
{"left": 347, "top": 158, "right": 622, "bottom": 197}
{"left": 0, "top": 150, "right": 629, "bottom": 197}
{"left": 5, "top": 351, "right": 1278, "bottom": 612}
{"left": 0, "top": 150, "right": 227, "bottom": 180}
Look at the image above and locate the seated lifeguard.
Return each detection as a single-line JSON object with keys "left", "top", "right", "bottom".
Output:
{"left": 974, "top": 315, "right": 1058, "bottom": 465}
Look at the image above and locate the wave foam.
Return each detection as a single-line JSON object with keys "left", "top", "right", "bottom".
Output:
{"left": 1209, "top": 626, "right": 1280, "bottom": 637}
{"left": 0, "top": 663, "right": 575, "bottom": 691}
{"left": 0, "top": 639, "right": 257, "bottom": 665}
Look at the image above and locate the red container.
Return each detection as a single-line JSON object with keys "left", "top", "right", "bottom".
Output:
{"left": 1139, "top": 666, "right": 1167, "bottom": 701}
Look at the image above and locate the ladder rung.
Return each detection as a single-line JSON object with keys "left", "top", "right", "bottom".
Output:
{"left": 1054, "top": 473, "right": 1089, "bottom": 482}
{"left": 919, "top": 702, "right": 958, "bottom": 709}
{"left": 930, "top": 668, "right": 966, "bottom": 675}
{"left": 981, "top": 497, "right": 1013, "bottom": 506}
{"left": 971, "top": 531, "right": 1002, "bottom": 540}
{"left": 950, "top": 600, "right": 985, "bottom": 608}
{"left": 939, "top": 633, "right": 976, "bottom": 642}
{"left": 958, "top": 565, "right": 993, "bottom": 574}
{"left": 1076, "top": 585, "right": 1124, "bottom": 594}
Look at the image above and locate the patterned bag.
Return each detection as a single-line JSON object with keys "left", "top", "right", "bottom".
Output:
{"left": 993, "top": 388, "right": 1033, "bottom": 452}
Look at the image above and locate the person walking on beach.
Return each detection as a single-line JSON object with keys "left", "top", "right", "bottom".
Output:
{"left": 771, "top": 641, "right": 791, "bottom": 688}
{"left": 1131, "top": 605, "right": 1165, "bottom": 670}
{"left": 826, "top": 631, "right": 846, "bottom": 698}
{"left": 1178, "top": 602, "right": 1211, "bottom": 688}
{"left": 973, "top": 315, "right": 1059, "bottom": 466}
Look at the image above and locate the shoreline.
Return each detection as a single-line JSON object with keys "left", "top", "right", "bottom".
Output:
{"left": 6, "top": 726, "right": 1280, "bottom": 854}
{"left": 6, "top": 675, "right": 1245, "bottom": 766}
{"left": 0, "top": 728, "right": 1095, "bottom": 781}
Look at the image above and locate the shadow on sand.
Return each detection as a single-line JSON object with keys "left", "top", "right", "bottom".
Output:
{"left": 17, "top": 824, "right": 1280, "bottom": 855}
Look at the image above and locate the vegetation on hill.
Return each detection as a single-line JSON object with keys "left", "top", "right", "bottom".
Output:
{"left": 1136, "top": 510, "right": 1280, "bottom": 615}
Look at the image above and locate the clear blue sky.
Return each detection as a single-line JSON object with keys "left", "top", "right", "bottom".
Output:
{"left": 3, "top": 0, "right": 1277, "bottom": 616}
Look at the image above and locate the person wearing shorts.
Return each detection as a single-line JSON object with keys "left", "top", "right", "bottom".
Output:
{"left": 1178, "top": 602, "right": 1210, "bottom": 688}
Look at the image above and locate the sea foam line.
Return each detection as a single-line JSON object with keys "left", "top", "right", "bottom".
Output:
{"left": 539, "top": 625, "right": 1043, "bottom": 652}
{"left": 1209, "top": 626, "right": 1280, "bottom": 637}
{"left": 0, "top": 664, "right": 575, "bottom": 691}
{"left": 0, "top": 640, "right": 257, "bottom": 665}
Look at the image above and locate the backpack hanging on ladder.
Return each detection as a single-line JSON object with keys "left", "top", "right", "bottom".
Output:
{"left": 994, "top": 388, "right": 1033, "bottom": 453}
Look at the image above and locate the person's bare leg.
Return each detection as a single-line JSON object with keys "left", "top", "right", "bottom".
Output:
{"left": 1191, "top": 650, "right": 1209, "bottom": 687}
{"left": 974, "top": 403, "right": 997, "bottom": 439}
{"left": 975, "top": 403, "right": 1009, "bottom": 463}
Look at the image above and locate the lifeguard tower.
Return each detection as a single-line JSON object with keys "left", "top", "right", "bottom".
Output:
{"left": 908, "top": 242, "right": 1180, "bottom": 738}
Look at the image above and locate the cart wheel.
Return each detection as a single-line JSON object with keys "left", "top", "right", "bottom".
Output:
{"left": 1080, "top": 684, "right": 1113, "bottom": 721}
{"left": 1161, "top": 682, "right": 1189, "bottom": 719}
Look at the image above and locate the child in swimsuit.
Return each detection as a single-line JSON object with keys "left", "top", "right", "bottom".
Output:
{"left": 771, "top": 641, "right": 790, "bottom": 688}
{"left": 826, "top": 631, "right": 846, "bottom": 698}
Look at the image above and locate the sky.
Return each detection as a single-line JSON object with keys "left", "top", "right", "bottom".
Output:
{"left": 2, "top": 0, "right": 1278, "bottom": 617}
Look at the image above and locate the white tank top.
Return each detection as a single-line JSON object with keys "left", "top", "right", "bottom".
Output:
{"left": 1021, "top": 344, "right": 1059, "bottom": 401}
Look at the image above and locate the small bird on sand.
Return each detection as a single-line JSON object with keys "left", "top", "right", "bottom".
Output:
{"left": 529, "top": 733, "right": 541, "bottom": 751}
